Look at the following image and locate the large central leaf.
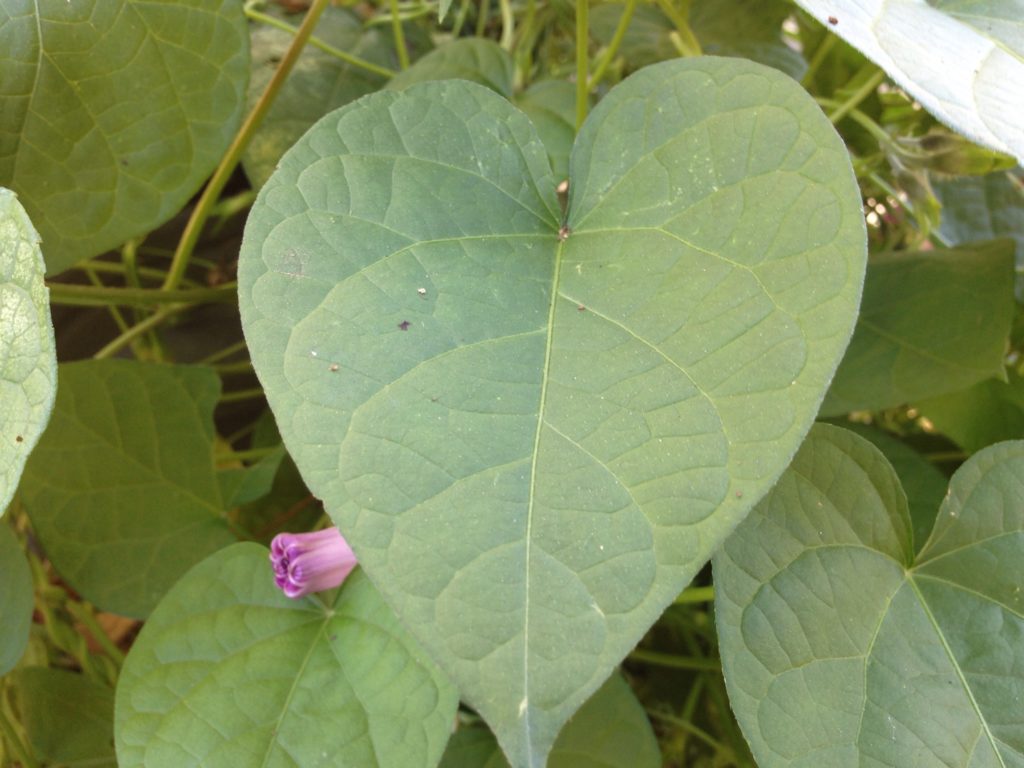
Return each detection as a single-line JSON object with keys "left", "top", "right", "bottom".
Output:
{"left": 239, "top": 57, "right": 866, "bottom": 767}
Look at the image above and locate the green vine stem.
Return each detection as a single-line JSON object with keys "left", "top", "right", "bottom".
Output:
{"left": 575, "top": 0, "right": 590, "bottom": 131}
{"left": 587, "top": 0, "right": 637, "bottom": 89}
{"left": 47, "top": 283, "right": 237, "bottom": 308}
{"left": 162, "top": 0, "right": 332, "bottom": 292}
{"left": 628, "top": 648, "right": 721, "bottom": 672}
{"left": 93, "top": 305, "right": 191, "bottom": 360}
{"left": 499, "top": 0, "right": 514, "bottom": 50}
{"left": 646, "top": 710, "right": 734, "bottom": 760}
{"left": 245, "top": 7, "right": 396, "bottom": 78}
{"left": 655, "top": 0, "right": 701, "bottom": 56}
{"left": 64, "top": 601, "right": 126, "bottom": 667}
{"left": 389, "top": 0, "right": 411, "bottom": 69}
{"left": 674, "top": 584, "right": 714, "bottom": 605}
{"left": 0, "top": 707, "right": 38, "bottom": 768}
{"left": 827, "top": 67, "right": 885, "bottom": 125}
{"left": 220, "top": 386, "right": 267, "bottom": 403}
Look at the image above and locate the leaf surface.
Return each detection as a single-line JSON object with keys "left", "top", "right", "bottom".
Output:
{"left": 792, "top": 0, "right": 1024, "bottom": 164}
{"left": 386, "top": 38, "right": 514, "bottom": 96}
{"left": 115, "top": 543, "right": 458, "bottom": 768}
{"left": 19, "top": 361, "right": 237, "bottom": 617}
{"left": 238, "top": 58, "right": 865, "bottom": 766}
{"left": 821, "top": 241, "right": 1015, "bottom": 415}
{"left": 0, "top": 188, "right": 55, "bottom": 516}
{"left": 0, "top": 0, "right": 249, "bottom": 273}
{"left": 715, "top": 425, "right": 1024, "bottom": 767}
{"left": 11, "top": 667, "right": 116, "bottom": 766}
{"left": 0, "top": 522, "right": 32, "bottom": 675}
{"left": 920, "top": 370, "right": 1024, "bottom": 454}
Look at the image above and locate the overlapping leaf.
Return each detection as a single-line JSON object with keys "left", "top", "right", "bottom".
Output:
{"left": 715, "top": 425, "right": 1024, "bottom": 766}
{"left": 0, "top": 0, "right": 249, "bottom": 273}
{"left": 0, "top": 188, "right": 55, "bottom": 516}
{"left": 115, "top": 543, "right": 458, "bottom": 768}
{"left": 792, "top": 0, "right": 1024, "bottom": 164}
{"left": 239, "top": 58, "right": 865, "bottom": 766}
{"left": 821, "top": 241, "right": 1015, "bottom": 415}
{"left": 19, "top": 361, "right": 238, "bottom": 618}
{"left": 0, "top": 522, "right": 32, "bottom": 675}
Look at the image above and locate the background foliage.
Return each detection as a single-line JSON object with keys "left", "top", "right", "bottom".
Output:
{"left": 1, "top": 0, "right": 1022, "bottom": 766}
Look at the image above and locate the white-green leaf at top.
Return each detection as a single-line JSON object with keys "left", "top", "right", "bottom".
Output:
{"left": 0, "top": 0, "right": 249, "bottom": 273}
{"left": 0, "top": 188, "right": 55, "bottom": 517}
{"left": 239, "top": 57, "right": 865, "bottom": 767}
{"left": 715, "top": 425, "right": 1024, "bottom": 767}
{"left": 792, "top": 0, "right": 1024, "bottom": 164}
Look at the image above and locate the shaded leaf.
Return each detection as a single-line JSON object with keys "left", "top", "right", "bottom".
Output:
{"left": 242, "top": 6, "right": 391, "bottom": 189}
{"left": 20, "top": 361, "right": 237, "bottom": 618}
{"left": 239, "top": 59, "right": 865, "bottom": 766}
{"left": 0, "top": 522, "right": 32, "bottom": 675}
{"left": 11, "top": 667, "right": 115, "bottom": 766}
{"left": 386, "top": 38, "right": 514, "bottom": 96}
{"left": 115, "top": 543, "right": 458, "bottom": 768}
{"left": 439, "top": 673, "right": 660, "bottom": 768}
{"left": 0, "top": 188, "right": 56, "bottom": 516}
{"left": 217, "top": 445, "right": 287, "bottom": 508}
{"left": 919, "top": 370, "right": 1024, "bottom": 453}
{"left": 838, "top": 422, "right": 948, "bottom": 553}
{"left": 715, "top": 424, "right": 1024, "bottom": 767}
{"left": 515, "top": 80, "right": 577, "bottom": 181}
{"left": 792, "top": 0, "right": 1024, "bottom": 164}
{"left": 0, "top": 0, "right": 249, "bottom": 273}
{"left": 821, "top": 241, "right": 1015, "bottom": 415}
{"left": 933, "top": 169, "right": 1024, "bottom": 300}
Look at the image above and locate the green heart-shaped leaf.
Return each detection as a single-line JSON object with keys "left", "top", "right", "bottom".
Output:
{"left": 115, "top": 543, "right": 457, "bottom": 768}
{"left": 715, "top": 425, "right": 1024, "bottom": 766}
{"left": 239, "top": 57, "right": 866, "bottom": 766}
{"left": 0, "top": 0, "right": 249, "bottom": 273}
{"left": 0, "top": 188, "right": 56, "bottom": 516}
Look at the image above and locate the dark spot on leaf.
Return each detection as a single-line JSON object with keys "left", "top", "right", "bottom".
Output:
{"left": 828, "top": 15, "right": 838, "bottom": 24}
{"left": 15, "top": 435, "right": 24, "bottom": 443}
{"left": 577, "top": 304, "right": 586, "bottom": 311}
{"left": 558, "top": 225, "right": 571, "bottom": 242}
{"left": 735, "top": 490, "right": 743, "bottom": 498}
{"left": 329, "top": 364, "right": 339, "bottom": 372}
{"left": 398, "top": 320, "right": 411, "bottom": 331}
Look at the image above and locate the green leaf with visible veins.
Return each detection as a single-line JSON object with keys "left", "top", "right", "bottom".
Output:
{"left": 0, "top": 522, "right": 32, "bottom": 675}
{"left": 821, "top": 240, "right": 1016, "bottom": 416}
{"left": 0, "top": 188, "right": 55, "bottom": 517}
{"left": 0, "top": 0, "right": 249, "bottom": 273}
{"left": 715, "top": 424, "right": 1024, "bottom": 767}
{"left": 238, "top": 57, "right": 865, "bottom": 767}
{"left": 115, "top": 543, "right": 458, "bottom": 768}
{"left": 19, "top": 360, "right": 238, "bottom": 618}
{"left": 439, "top": 673, "right": 661, "bottom": 768}
{"left": 386, "top": 38, "right": 514, "bottom": 96}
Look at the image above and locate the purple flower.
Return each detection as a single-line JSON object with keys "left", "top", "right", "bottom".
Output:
{"left": 270, "top": 527, "right": 357, "bottom": 599}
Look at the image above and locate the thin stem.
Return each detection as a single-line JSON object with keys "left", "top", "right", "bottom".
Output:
{"left": 575, "top": 0, "right": 589, "bottom": 131}
{"left": 655, "top": 0, "right": 700, "bottom": 56}
{"left": 828, "top": 68, "right": 885, "bottom": 125}
{"left": 629, "top": 648, "right": 721, "bottom": 672}
{"left": 47, "top": 282, "right": 237, "bottom": 307}
{"left": 217, "top": 446, "right": 279, "bottom": 463}
{"left": 81, "top": 267, "right": 131, "bottom": 334}
{"left": 163, "top": 0, "right": 332, "bottom": 292}
{"left": 200, "top": 339, "right": 251, "bottom": 365}
{"left": 499, "top": 0, "right": 514, "bottom": 50}
{"left": 587, "top": 0, "right": 636, "bottom": 89}
{"left": 646, "top": 709, "right": 731, "bottom": 758}
{"left": 65, "top": 602, "right": 126, "bottom": 666}
{"left": 212, "top": 360, "right": 255, "bottom": 375}
{"left": 675, "top": 585, "right": 715, "bottom": 605}
{"left": 0, "top": 707, "right": 39, "bottom": 768}
{"left": 74, "top": 260, "right": 175, "bottom": 283}
{"left": 389, "top": 0, "right": 411, "bottom": 69}
{"left": 220, "top": 386, "right": 266, "bottom": 403}
{"left": 801, "top": 32, "right": 836, "bottom": 87}
{"left": 245, "top": 8, "right": 396, "bottom": 78}
{"left": 93, "top": 305, "right": 190, "bottom": 360}
{"left": 475, "top": 0, "right": 490, "bottom": 37}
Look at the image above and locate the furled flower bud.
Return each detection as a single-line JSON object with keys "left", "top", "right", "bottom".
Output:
{"left": 270, "top": 527, "right": 357, "bottom": 599}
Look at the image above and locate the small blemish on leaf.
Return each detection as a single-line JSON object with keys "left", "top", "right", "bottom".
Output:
{"left": 558, "top": 225, "right": 571, "bottom": 242}
{"left": 417, "top": 287, "right": 427, "bottom": 296}
{"left": 329, "top": 364, "right": 339, "bottom": 372}
{"left": 577, "top": 304, "right": 586, "bottom": 311}
{"left": 735, "top": 490, "right": 743, "bottom": 498}
{"left": 398, "top": 320, "right": 411, "bottom": 331}
{"left": 828, "top": 15, "right": 838, "bottom": 24}
{"left": 15, "top": 435, "right": 24, "bottom": 443}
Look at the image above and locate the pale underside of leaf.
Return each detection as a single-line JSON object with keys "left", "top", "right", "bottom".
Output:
{"left": 792, "top": 0, "right": 1024, "bottom": 164}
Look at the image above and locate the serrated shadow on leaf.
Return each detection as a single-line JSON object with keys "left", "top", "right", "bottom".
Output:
{"left": 0, "top": 0, "right": 249, "bottom": 273}
{"left": 239, "top": 57, "right": 865, "bottom": 767}
{"left": 715, "top": 424, "right": 1024, "bottom": 767}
